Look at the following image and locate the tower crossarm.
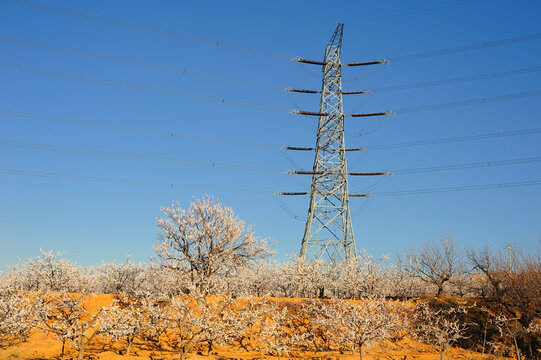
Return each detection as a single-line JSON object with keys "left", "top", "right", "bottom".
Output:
{"left": 293, "top": 58, "right": 388, "bottom": 66}
{"left": 294, "top": 110, "right": 392, "bottom": 117}
{"left": 289, "top": 170, "right": 389, "bottom": 176}
{"left": 287, "top": 88, "right": 369, "bottom": 95}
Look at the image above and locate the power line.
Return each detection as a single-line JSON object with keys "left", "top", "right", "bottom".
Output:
{"left": 389, "top": 32, "right": 541, "bottom": 63}
{"left": 3, "top": 60, "right": 539, "bottom": 116}
{"left": 370, "top": 66, "right": 541, "bottom": 93}
{"left": 7, "top": 0, "right": 541, "bottom": 67}
{"left": 396, "top": 89, "right": 541, "bottom": 114}
{"left": 0, "top": 35, "right": 284, "bottom": 91}
{"left": 3, "top": 108, "right": 541, "bottom": 152}
{"left": 4, "top": 138, "right": 538, "bottom": 178}
{"left": 390, "top": 157, "right": 541, "bottom": 175}
{"left": 0, "top": 168, "right": 272, "bottom": 194}
{"left": 0, "top": 61, "right": 290, "bottom": 113}
{"left": 372, "top": 180, "right": 541, "bottom": 196}
{"left": 0, "top": 109, "right": 281, "bottom": 149}
{"left": 3, "top": 168, "right": 540, "bottom": 197}
{"left": 5, "top": 0, "right": 291, "bottom": 60}
{"left": 0, "top": 139, "right": 285, "bottom": 174}
{"left": 4, "top": 34, "right": 537, "bottom": 98}
{"left": 365, "top": 128, "right": 541, "bottom": 150}
{"left": 0, "top": 108, "right": 281, "bottom": 149}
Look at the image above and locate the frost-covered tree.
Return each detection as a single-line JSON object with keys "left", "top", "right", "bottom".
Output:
{"left": 197, "top": 296, "right": 242, "bottom": 355}
{"left": 34, "top": 292, "right": 112, "bottom": 359}
{"left": 135, "top": 265, "right": 191, "bottom": 298}
{"left": 154, "top": 195, "right": 270, "bottom": 294}
{"left": 96, "top": 257, "right": 146, "bottom": 296}
{"left": 318, "top": 297, "right": 403, "bottom": 360}
{"left": 411, "top": 302, "right": 468, "bottom": 360}
{"left": 140, "top": 297, "right": 174, "bottom": 349}
{"left": 99, "top": 297, "right": 149, "bottom": 356}
{"left": 8, "top": 249, "right": 86, "bottom": 293}
{"left": 0, "top": 286, "right": 36, "bottom": 348}
{"left": 233, "top": 297, "right": 270, "bottom": 351}
{"left": 165, "top": 295, "right": 209, "bottom": 360}
{"left": 228, "top": 261, "right": 275, "bottom": 297}
{"left": 259, "top": 305, "right": 299, "bottom": 360}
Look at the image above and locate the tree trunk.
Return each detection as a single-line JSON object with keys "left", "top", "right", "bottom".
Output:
{"left": 180, "top": 347, "right": 186, "bottom": 360}
{"left": 78, "top": 335, "right": 86, "bottom": 360}
{"left": 436, "top": 283, "right": 444, "bottom": 297}
{"left": 61, "top": 340, "right": 66, "bottom": 356}
{"left": 439, "top": 347, "right": 444, "bottom": 360}
{"left": 126, "top": 335, "right": 133, "bottom": 356}
{"left": 512, "top": 336, "right": 521, "bottom": 360}
{"left": 359, "top": 343, "right": 363, "bottom": 360}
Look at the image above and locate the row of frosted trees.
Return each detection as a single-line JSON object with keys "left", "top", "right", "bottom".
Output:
{"left": 0, "top": 249, "right": 438, "bottom": 298}
{"left": 1, "top": 287, "right": 473, "bottom": 360}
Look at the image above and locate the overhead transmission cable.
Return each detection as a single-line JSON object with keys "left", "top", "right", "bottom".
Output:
{"left": 3, "top": 167, "right": 540, "bottom": 197}
{"left": 395, "top": 89, "right": 541, "bottom": 114}
{"left": 3, "top": 139, "right": 538, "bottom": 178}
{"left": 0, "top": 109, "right": 279, "bottom": 149}
{"left": 3, "top": 108, "right": 541, "bottom": 151}
{"left": 0, "top": 139, "right": 285, "bottom": 174}
{"left": 369, "top": 66, "right": 541, "bottom": 92}
{"left": 348, "top": 157, "right": 541, "bottom": 175}
{"left": 365, "top": 128, "right": 541, "bottom": 150}
{"left": 6, "top": 0, "right": 541, "bottom": 65}
{"left": 389, "top": 32, "right": 541, "bottom": 62}
{"left": 5, "top": 0, "right": 290, "bottom": 60}
{"left": 0, "top": 61, "right": 289, "bottom": 113}
{"left": 2, "top": 60, "right": 540, "bottom": 116}
{"left": 3, "top": 36, "right": 539, "bottom": 95}
{"left": 0, "top": 35, "right": 284, "bottom": 91}
{"left": 390, "top": 157, "right": 541, "bottom": 175}
{"left": 0, "top": 168, "right": 271, "bottom": 194}
{"left": 372, "top": 180, "right": 541, "bottom": 197}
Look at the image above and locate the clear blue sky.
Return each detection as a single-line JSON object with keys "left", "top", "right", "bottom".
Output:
{"left": 1, "top": 0, "right": 540, "bottom": 270}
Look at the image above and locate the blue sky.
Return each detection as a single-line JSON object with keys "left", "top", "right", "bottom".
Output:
{"left": 1, "top": 0, "right": 540, "bottom": 270}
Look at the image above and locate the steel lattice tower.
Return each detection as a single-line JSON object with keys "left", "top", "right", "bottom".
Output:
{"left": 278, "top": 23, "right": 388, "bottom": 263}
{"left": 299, "top": 24, "right": 355, "bottom": 262}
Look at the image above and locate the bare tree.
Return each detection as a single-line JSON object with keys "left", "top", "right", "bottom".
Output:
{"left": 469, "top": 245, "right": 541, "bottom": 359}
{"left": 403, "top": 237, "right": 465, "bottom": 297}
{"left": 154, "top": 195, "right": 270, "bottom": 294}
{"left": 492, "top": 313, "right": 525, "bottom": 360}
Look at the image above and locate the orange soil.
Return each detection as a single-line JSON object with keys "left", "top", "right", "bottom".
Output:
{"left": 0, "top": 294, "right": 498, "bottom": 360}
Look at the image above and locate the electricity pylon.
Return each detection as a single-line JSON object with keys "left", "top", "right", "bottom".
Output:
{"left": 278, "top": 23, "right": 390, "bottom": 263}
{"left": 300, "top": 23, "right": 354, "bottom": 262}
